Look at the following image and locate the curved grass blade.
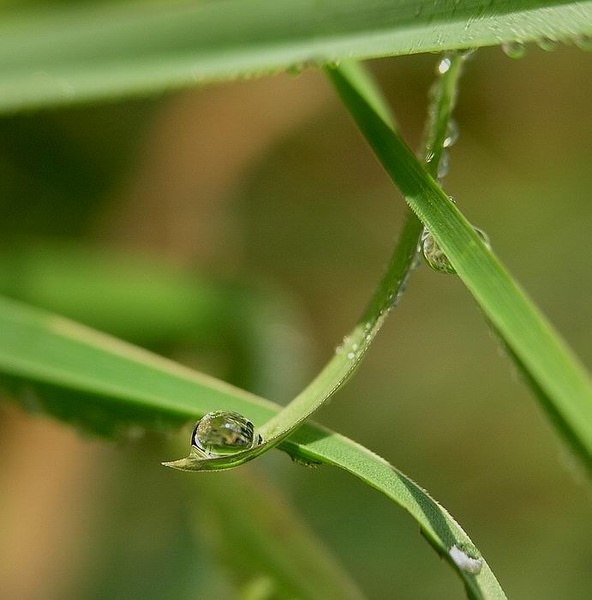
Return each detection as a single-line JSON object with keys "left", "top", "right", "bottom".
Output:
{"left": 327, "top": 61, "right": 592, "bottom": 473}
{"left": 0, "top": 295, "right": 506, "bottom": 598}
{"left": 0, "top": 1, "right": 591, "bottom": 113}
{"left": 163, "top": 52, "right": 469, "bottom": 473}
{"left": 162, "top": 205, "right": 422, "bottom": 471}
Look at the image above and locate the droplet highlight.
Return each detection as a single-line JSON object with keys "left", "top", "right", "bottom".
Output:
{"left": 437, "top": 57, "right": 452, "bottom": 75}
{"left": 191, "top": 411, "right": 261, "bottom": 457}
{"left": 449, "top": 543, "right": 483, "bottom": 575}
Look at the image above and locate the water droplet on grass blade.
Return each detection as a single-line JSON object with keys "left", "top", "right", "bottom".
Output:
{"left": 449, "top": 543, "right": 483, "bottom": 574}
{"left": 437, "top": 57, "right": 452, "bottom": 74}
{"left": 437, "top": 151, "right": 450, "bottom": 180}
{"left": 538, "top": 37, "right": 558, "bottom": 52}
{"left": 421, "top": 226, "right": 491, "bottom": 274}
{"left": 191, "top": 411, "right": 262, "bottom": 457}
{"left": 575, "top": 34, "right": 592, "bottom": 51}
{"left": 502, "top": 41, "right": 526, "bottom": 59}
{"left": 443, "top": 120, "right": 459, "bottom": 148}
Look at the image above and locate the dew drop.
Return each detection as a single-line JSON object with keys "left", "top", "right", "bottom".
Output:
{"left": 437, "top": 151, "right": 450, "bottom": 180}
{"left": 421, "top": 226, "right": 491, "bottom": 274}
{"left": 191, "top": 411, "right": 261, "bottom": 457}
{"left": 287, "top": 64, "right": 304, "bottom": 77}
{"left": 502, "top": 41, "right": 526, "bottom": 59}
{"left": 443, "top": 119, "right": 459, "bottom": 148}
{"left": 449, "top": 543, "right": 483, "bottom": 575}
{"left": 575, "top": 34, "right": 592, "bottom": 51}
{"left": 346, "top": 351, "right": 356, "bottom": 360}
{"left": 437, "top": 56, "right": 452, "bottom": 75}
{"left": 537, "top": 37, "right": 558, "bottom": 52}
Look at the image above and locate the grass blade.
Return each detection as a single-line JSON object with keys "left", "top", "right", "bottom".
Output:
{"left": 0, "top": 1, "right": 591, "bottom": 112}
{"left": 327, "top": 60, "right": 592, "bottom": 473}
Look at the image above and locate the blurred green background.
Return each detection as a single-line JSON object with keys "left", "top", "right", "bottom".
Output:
{"left": 0, "top": 27, "right": 591, "bottom": 600}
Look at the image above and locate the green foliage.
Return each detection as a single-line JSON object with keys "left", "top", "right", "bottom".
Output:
{"left": 0, "top": 1, "right": 591, "bottom": 598}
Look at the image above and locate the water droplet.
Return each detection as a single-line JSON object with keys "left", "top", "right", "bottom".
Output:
{"left": 575, "top": 34, "right": 592, "bottom": 51}
{"left": 291, "top": 454, "right": 322, "bottom": 468}
{"left": 443, "top": 119, "right": 459, "bottom": 148}
{"left": 287, "top": 64, "right": 304, "bottom": 77}
{"left": 346, "top": 351, "right": 356, "bottom": 360}
{"left": 449, "top": 543, "right": 483, "bottom": 575}
{"left": 191, "top": 411, "right": 261, "bottom": 457}
{"left": 538, "top": 37, "right": 558, "bottom": 52}
{"left": 502, "top": 41, "right": 526, "bottom": 59}
{"left": 437, "top": 151, "right": 450, "bottom": 180}
{"left": 437, "top": 57, "right": 452, "bottom": 75}
{"left": 421, "top": 226, "right": 491, "bottom": 274}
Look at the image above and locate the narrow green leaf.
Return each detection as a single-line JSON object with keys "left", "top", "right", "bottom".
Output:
{"left": 0, "top": 0, "right": 591, "bottom": 112}
{"left": 327, "top": 60, "right": 592, "bottom": 472}
{"left": 0, "top": 295, "right": 506, "bottom": 598}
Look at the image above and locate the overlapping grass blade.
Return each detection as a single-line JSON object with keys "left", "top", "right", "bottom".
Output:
{"left": 327, "top": 61, "right": 592, "bottom": 473}
{"left": 0, "top": 0, "right": 590, "bottom": 112}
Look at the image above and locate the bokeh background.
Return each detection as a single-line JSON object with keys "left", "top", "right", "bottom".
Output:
{"left": 0, "top": 18, "right": 591, "bottom": 599}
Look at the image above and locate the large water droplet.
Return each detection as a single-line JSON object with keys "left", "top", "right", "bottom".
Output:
{"left": 421, "top": 226, "right": 491, "bottom": 274}
{"left": 449, "top": 543, "right": 483, "bottom": 575}
{"left": 191, "top": 411, "right": 261, "bottom": 457}
{"left": 502, "top": 41, "right": 526, "bottom": 59}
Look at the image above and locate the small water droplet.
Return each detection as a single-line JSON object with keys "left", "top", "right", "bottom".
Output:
{"left": 191, "top": 411, "right": 261, "bottom": 457}
{"left": 443, "top": 119, "right": 459, "bottom": 148}
{"left": 287, "top": 64, "right": 305, "bottom": 77}
{"left": 538, "top": 37, "right": 558, "bottom": 52}
{"left": 421, "top": 226, "right": 491, "bottom": 274}
{"left": 437, "top": 57, "right": 452, "bottom": 75}
{"left": 502, "top": 41, "right": 526, "bottom": 59}
{"left": 346, "top": 351, "right": 356, "bottom": 360}
{"left": 291, "top": 454, "right": 322, "bottom": 468}
{"left": 437, "top": 151, "right": 450, "bottom": 180}
{"left": 449, "top": 543, "right": 483, "bottom": 575}
{"left": 575, "top": 33, "right": 592, "bottom": 51}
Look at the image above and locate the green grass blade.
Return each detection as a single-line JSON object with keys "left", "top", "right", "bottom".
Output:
{"left": 0, "top": 295, "right": 505, "bottom": 598}
{"left": 327, "top": 61, "right": 592, "bottom": 473}
{"left": 0, "top": 1, "right": 591, "bottom": 112}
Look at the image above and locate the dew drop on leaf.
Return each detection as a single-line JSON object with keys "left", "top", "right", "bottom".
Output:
{"left": 575, "top": 34, "right": 592, "bottom": 51}
{"left": 537, "top": 37, "right": 559, "bottom": 52}
{"left": 191, "top": 411, "right": 261, "bottom": 457}
{"left": 449, "top": 543, "right": 483, "bottom": 574}
{"left": 502, "top": 41, "right": 526, "bottom": 59}
{"left": 421, "top": 226, "right": 491, "bottom": 274}
{"left": 437, "top": 56, "right": 452, "bottom": 75}
{"left": 443, "top": 119, "right": 459, "bottom": 148}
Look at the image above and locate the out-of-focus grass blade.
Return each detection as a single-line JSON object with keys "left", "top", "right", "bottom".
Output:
{"left": 327, "top": 61, "right": 592, "bottom": 473}
{"left": 0, "top": 0, "right": 591, "bottom": 112}
{"left": 0, "top": 296, "right": 506, "bottom": 598}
